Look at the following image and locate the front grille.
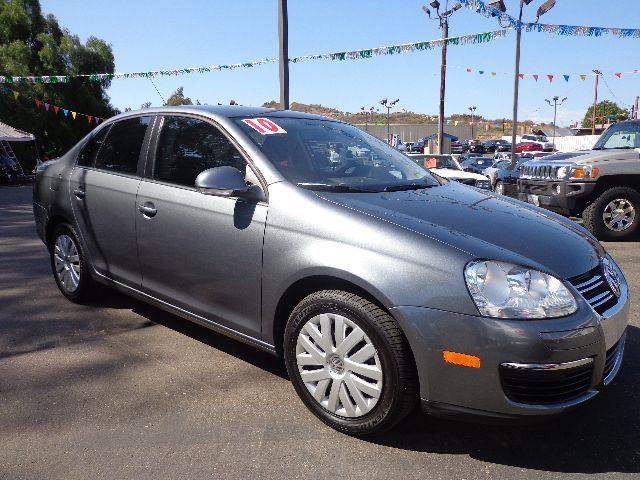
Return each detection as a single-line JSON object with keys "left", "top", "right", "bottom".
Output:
{"left": 568, "top": 267, "right": 617, "bottom": 315}
{"left": 521, "top": 164, "right": 561, "bottom": 180}
{"left": 500, "top": 361, "right": 594, "bottom": 405}
{"left": 603, "top": 341, "right": 620, "bottom": 380}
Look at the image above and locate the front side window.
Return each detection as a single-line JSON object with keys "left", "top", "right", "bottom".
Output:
{"left": 77, "top": 126, "right": 110, "bottom": 168}
{"left": 235, "top": 117, "right": 439, "bottom": 192}
{"left": 154, "top": 116, "right": 247, "bottom": 187}
{"left": 594, "top": 123, "right": 640, "bottom": 150}
{"left": 94, "top": 116, "right": 153, "bottom": 174}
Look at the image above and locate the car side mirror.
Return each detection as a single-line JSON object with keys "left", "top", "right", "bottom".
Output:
{"left": 195, "top": 166, "right": 266, "bottom": 202}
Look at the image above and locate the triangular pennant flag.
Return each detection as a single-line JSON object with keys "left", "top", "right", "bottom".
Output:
{"left": 466, "top": 68, "right": 472, "bottom": 73}
{"left": 95, "top": 117, "right": 101, "bottom": 124}
{"left": 1, "top": 87, "right": 8, "bottom": 95}
{"left": 53, "top": 106, "right": 59, "bottom": 114}
{"left": 491, "top": 72, "right": 497, "bottom": 76}
{"left": 13, "top": 91, "right": 19, "bottom": 100}
{"left": 63, "top": 109, "right": 69, "bottom": 117}
{"left": 563, "top": 75, "right": 570, "bottom": 82}
{"left": 44, "top": 103, "right": 50, "bottom": 111}
{"left": 533, "top": 74, "right": 539, "bottom": 82}
{"left": 579, "top": 74, "right": 587, "bottom": 81}
{"left": 518, "top": 73, "right": 524, "bottom": 79}
{"left": 614, "top": 72, "right": 622, "bottom": 78}
{"left": 87, "top": 116, "right": 93, "bottom": 123}
{"left": 454, "top": 120, "right": 459, "bottom": 126}
{"left": 71, "top": 111, "right": 77, "bottom": 119}
{"left": 478, "top": 70, "right": 485, "bottom": 75}
{"left": 547, "top": 74, "right": 554, "bottom": 82}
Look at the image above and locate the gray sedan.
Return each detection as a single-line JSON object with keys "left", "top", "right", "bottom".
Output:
{"left": 33, "top": 106, "right": 629, "bottom": 436}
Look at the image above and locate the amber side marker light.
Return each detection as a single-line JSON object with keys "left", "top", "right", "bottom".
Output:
{"left": 442, "top": 350, "right": 481, "bottom": 368}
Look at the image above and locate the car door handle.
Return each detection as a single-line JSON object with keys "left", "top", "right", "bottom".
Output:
{"left": 73, "top": 188, "right": 85, "bottom": 199}
{"left": 138, "top": 203, "right": 157, "bottom": 217}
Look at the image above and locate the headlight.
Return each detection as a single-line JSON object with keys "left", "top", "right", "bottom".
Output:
{"left": 556, "top": 166, "right": 569, "bottom": 179}
{"left": 464, "top": 260, "right": 577, "bottom": 318}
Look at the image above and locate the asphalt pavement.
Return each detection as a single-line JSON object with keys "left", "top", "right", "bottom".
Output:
{"left": 1, "top": 185, "right": 639, "bottom": 480}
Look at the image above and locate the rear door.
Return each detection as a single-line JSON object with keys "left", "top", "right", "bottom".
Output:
{"left": 135, "top": 115, "right": 267, "bottom": 337}
{"left": 69, "top": 116, "right": 154, "bottom": 287}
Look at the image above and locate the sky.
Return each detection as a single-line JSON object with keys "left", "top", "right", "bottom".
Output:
{"left": 40, "top": 0, "right": 640, "bottom": 127}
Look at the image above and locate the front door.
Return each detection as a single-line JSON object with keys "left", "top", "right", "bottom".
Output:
{"left": 135, "top": 115, "right": 267, "bottom": 337}
{"left": 69, "top": 116, "right": 153, "bottom": 287}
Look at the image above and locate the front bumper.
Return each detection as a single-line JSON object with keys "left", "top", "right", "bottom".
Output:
{"left": 518, "top": 180, "right": 596, "bottom": 214}
{"left": 390, "top": 278, "right": 629, "bottom": 418}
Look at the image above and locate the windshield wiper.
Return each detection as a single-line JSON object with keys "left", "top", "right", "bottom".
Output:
{"left": 383, "top": 183, "right": 433, "bottom": 192}
{"left": 296, "top": 183, "right": 376, "bottom": 193}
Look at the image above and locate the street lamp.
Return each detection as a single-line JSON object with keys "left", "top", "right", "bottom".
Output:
{"left": 379, "top": 98, "right": 399, "bottom": 143}
{"left": 422, "top": 1, "right": 462, "bottom": 154}
{"left": 545, "top": 96, "right": 567, "bottom": 149}
{"left": 489, "top": 0, "right": 556, "bottom": 165}
{"left": 468, "top": 105, "right": 477, "bottom": 139}
{"left": 360, "top": 106, "right": 375, "bottom": 132}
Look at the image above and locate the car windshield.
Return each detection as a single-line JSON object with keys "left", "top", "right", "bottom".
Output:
{"left": 235, "top": 117, "right": 441, "bottom": 192}
{"left": 593, "top": 123, "right": 640, "bottom": 150}
{"left": 429, "top": 156, "right": 461, "bottom": 170}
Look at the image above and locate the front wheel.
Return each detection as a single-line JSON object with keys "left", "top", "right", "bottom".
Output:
{"left": 284, "top": 290, "right": 417, "bottom": 436}
{"left": 582, "top": 187, "right": 640, "bottom": 240}
{"left": 494, "top": 181, "right": 504, "bottom": 195}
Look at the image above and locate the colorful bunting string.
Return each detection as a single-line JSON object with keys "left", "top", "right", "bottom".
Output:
{"left": 0, "top": 30, "right": 507, "bottom": 84}
{"left": 459, "top": 0, "right": 640, "bottom": 38}
{"left": 1, "top": 86, "right": 104, "bottom": 124}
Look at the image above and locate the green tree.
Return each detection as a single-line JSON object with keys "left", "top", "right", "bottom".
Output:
{"left": 0, "top": 0, "right": 117, "bottom": 158}
{"left": 166, "top": 87, "right": 192, "bottom": 106}
{"left": 582, "top": 100, "right": 629, "bottom": 128}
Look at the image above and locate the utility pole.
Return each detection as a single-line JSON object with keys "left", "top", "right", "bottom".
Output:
{"left": 633, "top": 95, "right": 639, "bottom": 120}
{"left": 422, "top": 2, "right": 462, "bottom": 154}
{"left": 545, "top": 96, "right": 567, "bottom": 149}
{"left": 592, "top": 70, "right": 601, "bottom": 135}
{"left": 278, "top": 0, "right": 289, "bottom": 110}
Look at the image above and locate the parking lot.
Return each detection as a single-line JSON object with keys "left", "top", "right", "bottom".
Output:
{"left": 1, "top": 184, "right": 639, "bottom": 480}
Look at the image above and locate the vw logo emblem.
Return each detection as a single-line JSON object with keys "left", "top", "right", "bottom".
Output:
{"left": 603, "top": 258, "right": 622, "bottom": 298}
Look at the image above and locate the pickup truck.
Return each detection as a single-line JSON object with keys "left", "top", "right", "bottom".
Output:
{"left": 518, "top": 120, "right": 640, "bottom": 240}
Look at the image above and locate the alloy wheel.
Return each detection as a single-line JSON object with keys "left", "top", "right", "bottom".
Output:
{"left": 295, "top": 313, "right": 383, "bottom": 418}
{"left": 603, "top": 198, "right": 636, "bottom": 232}
{"left": 54, "top": 234, "right": 81, "bottom": 292}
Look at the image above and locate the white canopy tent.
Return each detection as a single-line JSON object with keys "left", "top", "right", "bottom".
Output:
{"left": 0, "top": 120, "right": 35, "bottom": 142}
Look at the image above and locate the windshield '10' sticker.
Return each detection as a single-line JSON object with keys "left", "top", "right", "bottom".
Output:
{"left": 242, "top": 118, "right": 287, "bottom": 135}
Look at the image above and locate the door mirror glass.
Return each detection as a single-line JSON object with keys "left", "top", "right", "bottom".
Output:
{"left": 195, "top": 166, "right": 265, "bottom": 201}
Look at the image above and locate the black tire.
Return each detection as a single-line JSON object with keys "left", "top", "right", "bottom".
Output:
{"left": 494, "top": 181, "right": 504, "bottom": 195}
{"left": 284, "top": 290, "right": 418, "bottom": 436}
{"left": 49, "top": 223, "right": 98, "bottom": 303}
{"left": 582, "top": 187, "right": 640, "bottom": 240}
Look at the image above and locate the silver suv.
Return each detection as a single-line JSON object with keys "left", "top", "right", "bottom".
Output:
{"left": 33, "top": 106, "right": 629, "bottom": 436}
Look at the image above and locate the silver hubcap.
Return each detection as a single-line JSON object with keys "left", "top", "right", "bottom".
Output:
{"left": 603, "top": 198, "right": 636, "bottom": 232}
{"left": 54, "top": 234, "right": 81, "bottom": 292}
{"left": 296, "top": 313, "right": 383, "bottom": 418}
{"left": 495, "top": 183, "right": 503, "bottom": 194}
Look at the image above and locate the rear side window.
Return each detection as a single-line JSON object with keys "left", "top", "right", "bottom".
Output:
{"left": 94, "top": 116, "right": 153, "bottom": 174}
{"left": 154, "top": 116, "right": 247, "bottom": 187}
{"left": 77, "top": 126, "right": 110, "bottom": 167}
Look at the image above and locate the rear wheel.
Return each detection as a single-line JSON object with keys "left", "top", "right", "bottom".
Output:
{"left": 50, "top": 224, "right": 98, "bottom": 302}
{"left": 582, "top": 187, "right": 640, "bottom": 240}
{"left": 284, "top": 290, "right": 417, "bottom": 436}
{"left": 494, "top": 181, "right": 504, "bottom": 195}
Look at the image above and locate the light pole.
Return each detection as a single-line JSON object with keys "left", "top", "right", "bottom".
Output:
{"left": 360, "top": 106, "right": 374, "bottom": 131}
{"left": 591, "top": 69, "right": 601, "bottom": 135}
{"left": 545, "top": 95, "right": 567, "bottom": 149}
{"left": 488, "top": 0, "right": 556, "bottom": 165}
{"left": 468, "top": 105, "right": 477, "bottom": 139}
{"left": 379, "top": 98, "right": 399, "bottom": 143}
{"left": 278, "top": 0, "right": 289, "bottom": 110}
{"left": 422, "top": 1, "right": 462, "bottom": 154}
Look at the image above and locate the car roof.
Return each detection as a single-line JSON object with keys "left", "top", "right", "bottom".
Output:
{"left": 102, "top": 105, "right": 338, "bottom": 124}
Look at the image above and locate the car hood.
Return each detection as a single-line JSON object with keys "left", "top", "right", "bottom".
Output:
{"left": 541, "top": 149, "right": 638, "bottom": 164}
{"left": 316, "top": 182, "right": 603, "bottom": 279}
{"left": 430, "top": 168, "right": 487, "bottom": 180}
